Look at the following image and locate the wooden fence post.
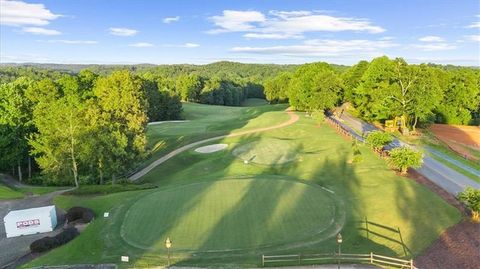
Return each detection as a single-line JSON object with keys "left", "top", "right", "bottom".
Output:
{"left": 370, "top": 252, "right": 373, "bottom": 264}
{"left": 365, "top": 216, "right": 369, "bottom": 239}
{"left": 410, "top": 259, "right": 414, "bottom": 269}
{"left": 397, "top": 227, "right": 408, "bottom": 257}
{"left": 262, "top": 255, "right": 264, "bottom": 267}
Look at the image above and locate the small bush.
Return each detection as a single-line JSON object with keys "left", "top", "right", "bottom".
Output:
{"left": 65, "top": 183, "right": 157, "bottom": 196}
{"left": 351, "top": 140, "right": 363, "bottom": 164}
{"left": 55, "top": 227, "right": 79, "bottom": 244}
{"left": 366, "top": 131, "right": 393, "bottom": 151}
{"left": 30, "top": 237, "right": 57, "bottom": 253}
{"left": 387, "top": 147, "right": 423, "bottom": 174}
{"left": 311, "top": 110, "right": 325, "bottom": 123}
{"left": 458, "top": 187, "right": 480, "bottom": 222}
{"left": 30, "top": 227, "right": 79, "bottom": 253}
{"left": 66, "top": 207, "right": 95, "bottom": 223}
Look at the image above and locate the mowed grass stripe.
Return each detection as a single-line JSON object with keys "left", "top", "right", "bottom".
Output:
{"left": 121, "top": 179, "right": 336, "bottom": 252}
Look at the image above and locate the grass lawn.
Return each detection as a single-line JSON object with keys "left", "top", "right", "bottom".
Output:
{"left": 136, "top": 101, "right": 289, "bottom": 172}
{"left": 25, "top": 102, "right": 462, "bottom": 268}
{"left": 0, "top": 183, "right": 24, "bottom": 199}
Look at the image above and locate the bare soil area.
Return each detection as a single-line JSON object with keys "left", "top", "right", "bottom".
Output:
{"left": 408, "top": 169, "right": 479, "bottom": 269}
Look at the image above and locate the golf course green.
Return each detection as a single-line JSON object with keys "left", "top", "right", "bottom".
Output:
{"left": 24, "top": 101, "right": 462, "bottom": 268}
{"left": 121, "top": 178, "right": 339, "bottom": 252}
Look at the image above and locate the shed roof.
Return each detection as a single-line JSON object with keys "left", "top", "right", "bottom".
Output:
{"left": 4, "top": 205, "right": 55, "bottom": 220}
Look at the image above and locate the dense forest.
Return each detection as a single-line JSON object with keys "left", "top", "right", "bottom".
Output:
{"left": 0, "top": 62, "right": 297, "bottom": 186}
{"left": 0, "top": 58, "right": 479, "bottom": 187}
{"left": 265, "top": 56, "right": 480, "bottom": 128}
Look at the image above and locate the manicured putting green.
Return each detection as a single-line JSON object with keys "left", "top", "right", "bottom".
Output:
{"left": 232, "top": 138, "right": 297, "bottom": 165}
{"left": 121, "top": 179, "right": 337, "bottom": 252}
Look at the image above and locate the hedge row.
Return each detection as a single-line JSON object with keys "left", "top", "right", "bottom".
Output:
{"left": 65, "top": 183, "right": 157, "bottom": 195}
{"left": 30, "top": 227, "right": 79, "bottom": 253}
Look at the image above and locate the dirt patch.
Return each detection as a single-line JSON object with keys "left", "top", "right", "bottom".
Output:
{"left": 415, "top": 220, "right": 480, "bottom": 269}
{"left": 408, "top": 169, "right": 479, "bottom": 269}
{"left": 194, "top": 144, "right": 228, "bottom": 153}
{"left": 429, "top": 124, "right": 480, "bottom": 161}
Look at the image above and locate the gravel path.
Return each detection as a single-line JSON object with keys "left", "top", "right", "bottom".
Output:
{"left": 336, "top": 113, "right": 480, "bottom": 195}
{"left": 129, "top": 110, "right": 299, "bottom": 181}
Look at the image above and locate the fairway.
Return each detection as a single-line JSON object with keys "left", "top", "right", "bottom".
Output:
{"left": 232, "top": 138, "right": 298, "bottom": 165}
{"left": 121, "top": 178, "right": 339, "bottom": 252}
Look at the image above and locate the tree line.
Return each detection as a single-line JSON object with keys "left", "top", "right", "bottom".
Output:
{"left": 0, "top": 70, "right": 181, "bottom": 186}
{"left": 265, "top": 56, "right": 480, "bottom": 127}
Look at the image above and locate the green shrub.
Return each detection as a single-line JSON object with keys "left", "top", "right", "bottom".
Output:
{"left": 458, "top": 187, "right": 480, "bottom": 222}
{"left": 65, "top": 183, "right": 157, "bottom": 195}
{"left": 388, "top": 147, "right": 423, "bottom": 174}
{"left": 366, "top": 131, "right": 393, "bottom": 151}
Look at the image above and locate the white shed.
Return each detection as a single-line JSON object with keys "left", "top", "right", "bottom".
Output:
{"left": 3, "top": 205, "right": 57, "bottom": 238}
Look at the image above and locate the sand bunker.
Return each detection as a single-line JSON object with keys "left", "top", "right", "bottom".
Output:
{"left": 195, "top": 144, "right": 228, "bottom": 153}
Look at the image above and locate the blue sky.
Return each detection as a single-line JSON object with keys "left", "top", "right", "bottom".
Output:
{"left": 1, "top": 0, "right": 479, "bottom": 65}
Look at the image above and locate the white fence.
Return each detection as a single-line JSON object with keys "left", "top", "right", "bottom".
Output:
{"left": 262, "top": 252, "right": 417, "bottom": 269}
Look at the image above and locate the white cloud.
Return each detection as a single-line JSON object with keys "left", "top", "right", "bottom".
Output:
{"left": 412, "top": 43, "right": 456, "bottom": 51}
{"left": 419, "top": 35, "right": 444, "bottom": 42}
{"left": 163, "top": 16, "right": 180, "bottom": 24}
{"left": 41, "top": 39, "right": 98, "bottom": 44}
{"left": 208, "top": 10, "right": 266, "bottom": 33}
{"left": 243, "top": 33, "right": 302, "bottom": 39}
{"left": 0, "top": 0, "right": 61, "bottom": 26}
{"left": 231, "top": 39, "right": 396, "bottom": 56}
{"left": 208, "top": 9, "right": 385, "bottom": 38}
{"left": 467, "top": 22, "right": 480, "bottom": 28}
{"left": 22, "top": 27, "right": 60, "bottom": 35}
{"left": 109, "top": 27, "right": 138, "bottom": 36}
{"left": 129, "top": 42, "right": 154, "bottom": 47}
{"left": 162, "top": 43, "right": 200, "bottom": 48}
{"left": 464, "top": 35, "right": 480, "bottom": 42}
{"left": 181, "top": 43, "right": 200, "bottom": 48}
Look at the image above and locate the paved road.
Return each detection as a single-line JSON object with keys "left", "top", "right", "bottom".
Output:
{"left": 425, "top": 146, "right": 480, "bottom": 178}
{"left": 129, "top": 110, "right": 300, "bottom": 181}
{"left": 336, "top": 113, "right": 480, "bottom": 195}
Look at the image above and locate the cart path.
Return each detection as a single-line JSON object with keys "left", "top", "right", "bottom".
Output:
{"left": 335, "top": 112, "right": 480, "bottom": 195}
{"left": 129, "top": 110, "right": 300, "bottom": 181}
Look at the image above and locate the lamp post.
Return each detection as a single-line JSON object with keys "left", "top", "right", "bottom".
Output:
{"left": 165, "top": 237, "right": 172, "bottom": 267}
{"left": 336, "top": 233, "right": 343, "bottom": 269}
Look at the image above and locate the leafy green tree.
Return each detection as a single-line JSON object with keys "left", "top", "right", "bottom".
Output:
{"left": 264, "top": 72, "right": 291, "bottom": 103}
{"left": 436, "top": 69, "right": 480, "bottom": 125}
{"left": 158, "top": 90, "right": 183, "bottom": 120}
{"left": 0, "top": 77, "right": 35, "bottom": 181}
{"left": 176, "top": 74, "right": 202, "bottom": 101}
{"left": 354, "top": 56, "right": 395, "bottom": 121}
{"left": 29, "top": 87, "right": 86, "bottom": 187}
{"left": 93, "top": 70, "right": 149, "bottom": 180}
{"left": 458, "top": 187, "right": 480, "bottom": 222}
{"left": 387, "top": 146, "right": 423, "bottom": 174}
{"left": 342, "top": 60, "right": 368, "bottom": 103}
{"left": 366, "top": 131, "right": 393, "bottom": 152}
{"left": 288, "top": 62, "right": 343, "bottom": 112}
{"left": 355, "top": 57, "right": 444, "bottom": 131}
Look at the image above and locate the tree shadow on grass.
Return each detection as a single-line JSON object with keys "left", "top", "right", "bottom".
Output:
{"left": 158, "top": 138, "right": 403, "bottom": 267}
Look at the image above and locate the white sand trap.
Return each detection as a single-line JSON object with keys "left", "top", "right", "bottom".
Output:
{"left": 195, "top": 144, "right": 228, "bottom": 153}
{"left": 148, "top": 120, "right": 189, "bottom": 126}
